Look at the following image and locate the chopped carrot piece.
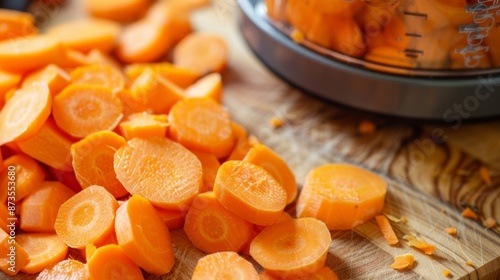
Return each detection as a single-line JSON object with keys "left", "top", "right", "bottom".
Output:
{"left": 226, "top": 122, "right": 253, "bottom": 161}
{"left": 85, "top": 49, "right": 121, "bottom": 69}
{"left": 185, "top": 72, "right": 223, "bottom": 102}
{"left": 250, "top": 218, "right": 331, "bottom": 279}
{"left": 192, "top": 251, "right": 259, "bottom": 280}
{"left": 443, "top": 269, "right": 452, "bottom": 277}
{"left": 85, "top": 0, "right": 151, "bottom": 22}
{"left": 118, "top": 112, "right": 169, "bottom": 140}
{"left": 479, "top": 166, "right": 492, "bottom": 186}
{"left": 375, "top": 215, "right": 399, "bottom": 246}
{"left": 191, "top": 151, "right": 221, "bottom": 192}
{"left": 466, "top": 261, "right": 474, "bottom": 266}
{"left": 0, "top": 9, "right": 37, "bottom": 41}
{"left": 173, "top": 33, "right": 228, "bottom": 75}
{"left": 0, "top": 229, "right": 30, "bottom": 276}
{"left": 53, "top": 84, "right": 124, "bottom": 138}
{"left": 0, "top": 82, "right": 51, "bottom": 146}
{"left": 145, "top": 0, "right": 193, "bottom": 43}
{"left": 358, "top": 119, "right": 376, "bottom": 134}
{"left": 54, "top": 185, "right": 119, "bottom": 249}
{"left": 297, "top": 164, "right": 387, "bottom": 230}
{"left": 47, "top": 19, "right": 121, "bottom": 53}
{"left": 461, "top": 207, "right": 478, "bottom": 220}
{"left": 185, "top": 192, "right": 254, "bottom": 253}
{"left": 169, "top": 98, "right": 234, "bottom": 158}
{"left": 87, "top": 244, "right": 144, "bottom": 280}
{"left": 84, "top": 243, "right": 97, "bottom": 262}
{"left": 20, "top": 181, "right": 76, "bottom": 232}
{"left": 17, "top": 233, "right": 68, "bottom": 274}
{"left": 21, "top": 64, "right": 70, "bottom": 95}
{"left": 390, "top": 253, "right": 415, "bottom": 271}
{"left": 56, "top": 49, "right": 89, "bottom": 68}
{"left": 445, "top": 227, "right": 457, "bottom": 236}
{"left": 329, "top": 17, "right": 366, "bottom": 57}
{"left": 214, "top": 160, "right": 287, "bottom": 226}
{"left": 268, "top": 117, "right": 284, "bottom": 128}
{"left": 154, "top": 207, "right": 185, "bottom": 230}
{"left": 124, "top": 62, "right": 199, "bottom": 88}
{"left": 0, "top": 154, "right": 46, "bottom": 202}
{"left": 70, "top": 64, "right": 125, "bottom": 94}
{"left": 483, "top": 217, "right": 497, "bottom": 229}
{"left": 114, "top": 137, "right": 202, "bottom": 210}
{"left": 115, "top": 194, "right": 175, "bottom": 275}
{"left": 403, "top": 234, "right": 436, "bottom": 255}
{"left": 244, "top": 144, "right": 297, "bottom": 205}
{"left": 17, "top": 118, "right": 74, "bottom": 172}
{"left": 71, "top": 130, "right": 128, "bottom": 198}
{"left": 0, "top": 70, "right": 21, "bottom": 99}
{"left": 36, "top": 259, "right": 88, "bottom": 280}
{"left": 0, "top": 204, "right": 9, "bottom": 233}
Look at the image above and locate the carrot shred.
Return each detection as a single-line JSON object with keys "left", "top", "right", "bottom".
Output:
{"left": 479, "top": 166, "right": 492, "bottom": 186}
{"left": 375, "top": 215, "right": 399, "bottom": 246}
{"left": 192, "top": 251, "right": 259, "bottom": 280}
{"left": 0, "top": 229, "right": 30, "bottom": 276}
{"left": 390, "top": 253, "right": 415, "bottom": 271}
{"left": 87, "top": 244, "right": 144, "bottom": 280}
{"left": 403, "top": 234, "right": 436, "bottom": 255}
{"left": 461, "top": 207, "right": 478, "bottom": 220}
{"left": 36, "top": 259, "right": 88, "bottom": 280}
{"left": 445, "top": 227, "right": 457, "bottom": 236}
{"left": 483, "top": 217, "right": 497, "bottom": 229}
{"left": 17, "top": 233, "right": 68, "bottom": 274}
{"left": 0, "top": 154, "right": 46, "bottom": 202}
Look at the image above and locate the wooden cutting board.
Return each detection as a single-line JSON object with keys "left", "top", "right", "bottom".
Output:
{"left": 10, "top": 1, "right": 500, "bottom": 279}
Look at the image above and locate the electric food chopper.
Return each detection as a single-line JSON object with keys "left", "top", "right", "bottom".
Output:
{"left": 237, "top": 0, "right": 500, "bottom": 119}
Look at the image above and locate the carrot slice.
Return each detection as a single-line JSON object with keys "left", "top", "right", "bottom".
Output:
{"left": 115, "top": 194, "right": 175, "bottom": 275}
{"left": 192, "top": 151, "right": 221, "bottom": 192}
{"left": 0, "top": 9, "right": 37, "bottom": 41}
{"left": 85, "top": 0, "right": 151, "bottom": 22}
{"left": 297, "top": 163, "right": 387, "bottom": 230}
{"left": 53, "top": 84, "right": 124, "bottom": 138}
{"left": 213, "top": 160, "right": 287, "bottom": 226}
{"left": 21, "top": 64, "right": 70, "bottom": 95}
{"left": 250, "top": 218, "right": 331, "bottom": 279}
{"left": 36, "top": 259, "right": 88, "bottom": 280}
{"left": 56, "top": 49, "right": 89, "bottom": 68}
{"left": 329, "top": 17, "right": 366, "bottom": 58}
{"left": 20, "top": 181, "right": 76, "bottom": 232}
{"left": 173, "top": 33, "right": 228, "bottom": 75}
{"left": 114, "top": 137, "right": 202, "bottom": 210}
{"left": 403, "top": 234, "right": 436, "bottom": 255}
{"left": 168, "top": 97, "right": 234, "bottom": 158}
{"left": 154, "top": 207, "right": 185, "bottom": 230}
{"left": 0, "top": 82, "right": 51, "bottom": 146}
{"left": 145, "top": 1, "right": 192, "bottom": 43}
{"left": 124, "top": 62, "right": 199, "bottom": 88}
{"left": 71, "top": 130, "right": 128, "bottom": 198}
{"left": 17, "top": 118, "right": 74, "bottom": 172}
{"left": 0, "top": 70, "right": 21, "bottom": 100}
{"left": 185, "top": 192, "right": 254, "bottom": 253}
{"left": 192, "top": 251, "right": 259, "bottom": 280}
{"left": 375, "top": 215, "right": 399, "bottom": 246}
{"left": 54, "top": 185, "right": 119, "bottom": 249}
{"left": 185, "top": 72, "right": 223, "bottom": 102}
{"left": 47, "top": 19, "right": 120, "bottom": 53}
{"left": 390, "top": 253, "right": 415, "bottom": 271}
{"left": 17, "top": 233, "right": 68, "bottom": 274}
{"left": 118, "top": 112, "right": 169, "bottom": 140}
{"left": 70, "top": 64, "right": 125, "bottom": 94}
{"left": 0, "top": 229, "right": 30, "bottom": 276}
{"left": 87, "top": 244, "right": 144, "bottom": 280}
{"left": 244, "top": 144, "right": 297, "bottom": 205}
{"left": 226, "top": 122, "right": 253, "bottom": 161}
{"left": 0, "top": 35, "right": 64, "bottom": 73}
{"left": 0, "top": 154, "right": 46, "bottom": 202}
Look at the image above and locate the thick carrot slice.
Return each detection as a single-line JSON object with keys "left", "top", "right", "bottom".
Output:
{"left": 87, "top": 244, "right": 144, "bottom": 280}
{"left": 0, "top": 154, "right": 46, "bottom": 202}
{"left": 54, "top": 185, "right": 119, "bottom": 249}
{"left": 244, "top": 144, "right": 297, "bottom": 205}
{"left": 17, "top": 118, "right": 74, "bottom": 172}
{"left": 53, "top": 84, "right": 124, "bottom": 138}
{"left": 20, "top": 181, "right": 76, "bottom": 232}
{"left": 17, "top": 233, "right": 68, "bottom": 274}
{"left": 297, "top": 164, "right": 387, "bottom": 230}
{"left": 375, "top": 215, "right": 399, "bottom": 246}
{"left": 0, "top": 70, "right": 21, "bottom": 99}
{"left": 0, "top": 35, "right": 65, "bottom": 73}
{"left": 70, "top": 64, "right": 125, "bottom": 94}
{"left": 213, "top": 160, "right": 287, "bottom": 226}
{"left": 118, "top": 112, "right": 169, "bottom": 140}
{"left": 36, "top": 259, "right": 88, "bottom": 280}
{"left": 185, "top": 72, "right": 223, "bottom": 102}
{"left": 145, "top": 1, "right": 192, "bottom": 43}
{"left": 114, "top": 137, "right": 202, "bottom": 210}
{"left": 115, "top": 194, "right": 175, "bottom": 275}
{"left": 390, "top": 253, "right": 415, "bottom": 271}
{"left": 47, "top": 19, "right": 120, "bottom": 53}
{"left": 192, "top": 251, "right": 259, "bottom": 280}
{"left": 154, "top": 207, "right": 185, "bottom": 230}
{"left": 0, "top": 9, "right": 37, "bottom": 41}
{"left": 185, "top": 192, "right": 254, "bottom": 253}
{"left": 56, "top": 49, "right": 89, "bottom": 68}
{"left": 192, "top": 151, "right": 220, "bottom": 192}
{"left": 71, "top": 130, "right": 128, "bottom": 198}
{"left": 21, "top": 64, "right": 70, "bottom": 95}
{"left": 168, "top": 98, "right": 234, "bottom": 158}
{"left": 173, "top": 33, "right": 228, "bottom": 75}
{"left": 125, "top": 62, "right": 199, "bottom": 88}
{"left": 226, "top": 122, "right": 253, "bottom": 161}
{"left": 0, "top": 228, "right": 30, "bottom": 276}
{"left": 0, "top": 82, "right": 51, "bottom": 146}
{"left": 250, "top": 218, "right": 331, "bottom": 279}
{"left": 85, "top": 0, "right": 150, "bottom": 22}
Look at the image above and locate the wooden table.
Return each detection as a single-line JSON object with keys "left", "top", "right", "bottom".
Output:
{"left": 14, "top": 1, "right": 500, "bottom": 279}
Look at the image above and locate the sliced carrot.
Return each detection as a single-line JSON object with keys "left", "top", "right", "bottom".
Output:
{"left": 0, "top": 204, "right": 9, "bottom": 233}
{"left": 85, "top": 0, "right": 151, "bottom": 22}
{"left": 226, "top": 122, "right": 253, "bottom": 161}
{"left": 250, "top": 218, "right": 331, "bottom": 279}
{"left": 145, "top": 0, "right": 193, "bottom": 43}
{"left": 0, "top": 70, "right": 21, "bottom": 100}
{"left": 17, "top": 233, "right": 68, "bottom": 274}
{"left": 47, "top": 19, "right": 121, "bottom": 53}
{"left": 192, "top": 251, "right": 259, "bottom": 280}
{"left": 213, "top": 160, "right": 287, "bottom": 226}
{"left": 118, "top": 112, "right": 169, "bottom": 140}
{"left": 403, "top": 234, "right": 436, "bottom": 255}
{"left": 0, "top": 82, "right": 51, "bottom": 146}
{"left": 17, "top": 118, "right": 74, "bottom": 172}
{"left": 296, "top": 163, "right": 388, "bottom": 230}
{"left": 0, "top": 228, "right": 30, "bottom": 276}
{"left": 445, "top": 227, "right": 457, "bottom": 236}
{"left": 36, "top": 259, "right": 88, "bottom": 280}
{"left": 461, "top": 207, "right": 478, "bottom": 220}
{"left": 84, "top": 243, "right": 97, "bottom": 262}
{"left": 124, "top": 62, "right": 199, "bottom": 88}
{"left": 117, "top": 89, "right": 149, "bottom": 117}
{"left": 173, "top": 33, "right": 228, "bottom": 75}
{"left": 0, "top": 154, "right": 46, "bottom": 202}
{"left": 54, "top": 185, "right": 119, "bottom": 249}
{"left": 154, "top": 207, "right": 185, "bottom": 230}
{"left": 479, "top": 166, "right": 492, "bottom": 186}
{"left": 185, "top": 72, "right": 223, "bottom": 102}
{"left": 375, "top": 215, "right": 399, "bottom": 246}
{"left": 20, "top": 181, "right": 76, "bottom": 232}
{"left": 185, "top": 192, "right": 254, "bottom": 253}
{"left": 244, "top": 144, "right": 297, "bottom": 205}
{"left": 0, "top": 9, "right": 37, "bottom": 41}
{"left": 114, "top": 137, "right": 202, "bottom": 210}
{"left": 115, "top": 194, "right": 175, "bottom": 275}
{"left": 21, "top": 64, "right": 70, "bottom": 95}
{"left": 390, "top": 253, "right": 415, "bottom": 271}
{"left": 53, "top": 84, "right": 124, "bottom": 138}
{"left": 87, "top": 244, "right": 144, "bottom": 280}
{"left": 70, "top": 64, "right": 125, "bottom": 94}
{"left": 0, "top": 35, "right": 65, "bottom": 73}
{"left": 483, "top": 217, "right": 497, "bottom": 229}
{"left": 329, "top": 17, "right": 366, "bottom": 58}
{"left": 56, "top": 49, "right": 89, "bottom": 69}
{"left": 71, "top": 130, "right": 128, "bottom": 198}
{"left": 169, "top": 97, "right": 234, "bottom": 158}
{"left": 192, "top": 151, "right": 221, "bottom": 192}
{"left": 85, "top": 49, "right": 122, "bottom": 70}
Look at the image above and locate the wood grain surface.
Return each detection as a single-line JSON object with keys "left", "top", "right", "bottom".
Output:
{"left": 6, "top": 1, "right": 500, "bottom": 279}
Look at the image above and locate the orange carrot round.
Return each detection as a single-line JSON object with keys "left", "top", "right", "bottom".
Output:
{"left": 191, "top": 251, "right": 260, "bottom": 280}
{"left": 36, "top": 259, "right": 88, "bottom": 280}
{"left": 87, "top": 244, "right": 144, "bottom": 280}
{"left": 70, "top": 64, "right": 125, "bottom": 94}
{"left": 185, "top": 72, "right": 223, "bottom": 102}
{"left": 85, "top": 0, "right": 151, "bottom": 22}
{"left": 16, "top": 233, "right": 68, "bottom": 274}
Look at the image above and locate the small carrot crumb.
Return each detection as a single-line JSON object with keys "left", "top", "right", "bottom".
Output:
{"left": 479, "top": 166, "right": 492, "bottom": 186}
{"left": 248, "top": 135, "right": 261, "bottom": 146}
{"left": 358, "top": 119, "right": 376, "bottom": 134}
{"left": 445, "top": 227, "right": 457, "bottom": 236}
{"left": 443, "top": 269, "right": 452, "bottom": 277}
{"left": 291, "top": 29, "right": 304, "bottom": 43}
{"left": 461, "top": 207, "right": 478, "bottom": 220}
{"left": 269, "top": 117, "right": 284, "bottom": 129}
{"left": 465, "top": 261, "right": 474, "bottom": 267}
{"left": 403, "top": 234, "right": 436, "bottom": 255}
{"left": 390, "top": 253, "right": 414, "bottom": 271}
{"left": 386, "top": 214, "right": 407, "bottom": 224}
{"left": 401, "top": 217, "right": 408, "bottom": 224}
{"left": 483, "top": 217, "right": 497, "bottom": 228}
